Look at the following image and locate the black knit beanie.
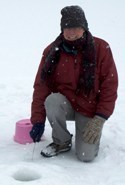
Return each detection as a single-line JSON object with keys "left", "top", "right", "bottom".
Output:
{"left": 60, "top": 5, "right": 88, "bottom": 31}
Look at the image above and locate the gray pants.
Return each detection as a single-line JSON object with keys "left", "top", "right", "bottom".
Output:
{"left": 45, "top": 93, "right": 100, "bottom": 162}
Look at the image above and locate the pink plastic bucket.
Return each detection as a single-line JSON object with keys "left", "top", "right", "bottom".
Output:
{"left": 14, "top": 119, "right": 33, "bottom": 144}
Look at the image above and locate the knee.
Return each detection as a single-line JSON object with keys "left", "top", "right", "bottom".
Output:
{"left": 45, "top": 93, "right": 56, "bottom": 108}
{"left": 76, "top": 152, "right": 96, "bottom": 162}
{"left": 45, "top": 93, "right": 66, "bottom": 118}
{"left": 75, "top": 143, "right": 99, "bottom": 162}
{"left": 45, "top": 93, "right": 65, "bottom": 108}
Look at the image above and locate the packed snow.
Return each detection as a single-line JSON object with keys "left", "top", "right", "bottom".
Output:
{"left": 0, "top": 0, "right": 125, "bottom": 184}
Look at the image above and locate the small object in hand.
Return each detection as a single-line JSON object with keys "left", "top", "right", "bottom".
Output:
{"left": 30, "top": 122, "right": 45, "bottom": 142}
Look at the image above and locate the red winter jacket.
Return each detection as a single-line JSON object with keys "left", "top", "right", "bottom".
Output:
{"left": 31, "top": 37, "right": 118, "bottom": 124}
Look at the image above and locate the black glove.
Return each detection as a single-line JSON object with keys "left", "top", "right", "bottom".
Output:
{"left": 30, "top": 122, "right": 45, "bottom": 142}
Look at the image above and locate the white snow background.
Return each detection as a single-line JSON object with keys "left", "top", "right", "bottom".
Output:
{"left": 0, "top": 0, "right": 125, "bottom": 184}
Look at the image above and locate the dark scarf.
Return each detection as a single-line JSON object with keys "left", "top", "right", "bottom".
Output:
{"left": 41, "top": 31, "right": 96, "bottom": 96}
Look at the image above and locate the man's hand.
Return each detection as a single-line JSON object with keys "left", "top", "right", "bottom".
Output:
{"left": 83, "top": 116, "right": 105, "bottom": 144}
{"left": 30, "top": 122, "right": 45, "bottom": 142}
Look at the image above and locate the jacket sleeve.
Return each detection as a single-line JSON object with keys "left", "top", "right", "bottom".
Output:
{"left": 96, "top": 44, "right": 118, "bottom": 119}
{"left": 30, "top": 50, "right": 51, "bottom": 124}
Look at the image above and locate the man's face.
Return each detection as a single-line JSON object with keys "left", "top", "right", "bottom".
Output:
{"left": 63, "top": 27, "right": 85, "bottom": 41}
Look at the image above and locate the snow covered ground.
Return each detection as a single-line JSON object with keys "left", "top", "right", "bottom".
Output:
{"left": 0, "top": 0, "right": 125, "bottom": 184}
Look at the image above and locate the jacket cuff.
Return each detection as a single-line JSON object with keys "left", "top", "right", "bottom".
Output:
{"left": 95, "top": 113, "right": 109, "bottom": 120}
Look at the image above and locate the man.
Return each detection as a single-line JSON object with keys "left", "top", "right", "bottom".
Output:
{"left": 30, "top": 5, "right": 118, "bottom": 162}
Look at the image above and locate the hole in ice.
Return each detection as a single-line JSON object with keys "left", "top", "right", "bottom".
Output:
{"left": 12, "top": 168, "right": 41, "bottom": 182}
